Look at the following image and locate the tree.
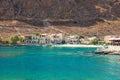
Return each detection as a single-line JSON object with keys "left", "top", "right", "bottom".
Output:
{"left": 0, "top": 36, "right": 2, "bottom": 42}
{"left": 35, "top": 33, "right": 40, "bottom": 36}
{"left": 90, "top": 38, "right": 99, "bottom": 45}
{"left": 9, "top": 35, "right": 19, "bottom": 45}
{"left": 79, "top": 35, "right": 84, "bottom": 39}
{"left": 3, "top": 41, "right": 9, "bottom": 44}
{"left": 18, "top": 36, "right": 23, "bottom": 43}
{"left": 61, "top": 40, "right": 66, "bottom": 44}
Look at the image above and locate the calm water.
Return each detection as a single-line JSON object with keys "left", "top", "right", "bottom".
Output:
{"left": 0, "top": 46, "right": 120, "bottom": 80}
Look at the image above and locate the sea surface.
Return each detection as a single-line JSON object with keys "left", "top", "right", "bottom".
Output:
{"left": 0, "top": 46, "right": 120, "bottom": 80}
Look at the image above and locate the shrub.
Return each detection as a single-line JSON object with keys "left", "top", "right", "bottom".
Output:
{"left": 90, "top": 38, "right": 99, "bottom": 45}
{"left": 9, "top": 35, "right": 19, "bottom": 45}
{"left": 35, "top": 33, "right": 40, "bottom": 36}
{"left": 2, "top": 41, "right": 9, "bottom": 44}
{"left": 61, "top": 40, "right": 66, "bottom": 44}
{"left": 79, "top": 35, "right": 84, "bottom": 39}
{"left": 18, "top": 36, "right": 24, "bottom": 42}
{"left": 99, "top": 41, "right": 109, "bottom": 45}
{"left": 0, "top": 36, "right": 1, "bottom": 42}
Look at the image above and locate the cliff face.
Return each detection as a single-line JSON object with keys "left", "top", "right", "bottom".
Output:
{"left": 0, "top": 0, "right": 120, "bottom": 21}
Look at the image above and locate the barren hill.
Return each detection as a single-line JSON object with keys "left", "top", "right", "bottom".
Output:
{"left": 0, "top": 0, "right": 120, "bottom": 40}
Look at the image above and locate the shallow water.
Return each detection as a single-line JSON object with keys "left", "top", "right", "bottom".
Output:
{"left": 0, "top": 46, "right": 120, "bottom": 80}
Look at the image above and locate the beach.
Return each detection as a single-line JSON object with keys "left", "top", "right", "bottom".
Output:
{"left": 52, "top": 44, "right": 103, "bottom": 48}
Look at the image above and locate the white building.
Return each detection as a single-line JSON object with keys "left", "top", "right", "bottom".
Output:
{"left": 65, "top": 35, "right": 80, "bottom": 44}
{"left": 23, "top": 36, "right": 40, "bottom": 45}
{"left": 50, "top": 33, "right": 63, "bottom": 44}
{"left": 39, "top": 34, "right": 50, "bottom": 45}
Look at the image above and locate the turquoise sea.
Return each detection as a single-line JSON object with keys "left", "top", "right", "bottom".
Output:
{"left": 0, "top": 46, "right": 120, "bottom": 80}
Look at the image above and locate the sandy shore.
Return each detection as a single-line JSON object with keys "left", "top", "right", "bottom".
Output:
{"left": 52, "top": 44, "right": 102, "bottom": 48}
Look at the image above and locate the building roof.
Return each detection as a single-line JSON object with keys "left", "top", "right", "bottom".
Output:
{"left": 109, "top": 38, "right": 120, "bottom": 41}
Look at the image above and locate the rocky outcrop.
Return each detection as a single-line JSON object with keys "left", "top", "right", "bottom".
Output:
{"left": 95, "top": 46, "right": 120, "bottom": 55}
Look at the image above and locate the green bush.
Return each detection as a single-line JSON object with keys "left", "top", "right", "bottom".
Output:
{"left": 0, "top": 36, "right": 1, "bottom": 42}
{"left": 79, "top": 35, "right": 84, "bottom": 39}
{"left": 99, "top": 41, "right": 109, "bottom": 45}
{"left": 3, "top": 41, "right": 9, "bottom": 44}
{"left": 35, "top": 33, "right": 40, "bottom": 36}
{"left": 18, "top": 36, "right": 23, "bottom": 42}
{"left": 9, "top": 35, "right": 19, "bottom": 45}
{"left": 61, "top": 40, "right": 66, "bottom": 44}
{"left": 90, "top": 38, "right": 99, "bottom": 45}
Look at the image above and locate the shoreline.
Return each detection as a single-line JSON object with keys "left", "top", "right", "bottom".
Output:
{"left": 52, "top": 44, "right": 103, "bottom": 48}
{"left": 1, "top": 44, "right": 120, "bottom": 55}
{"left": 0, "top": 44, "right": 103, "bottom": 47}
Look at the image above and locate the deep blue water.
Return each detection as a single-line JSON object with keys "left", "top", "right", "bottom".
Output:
{"left": 0, "top": 46, "right": 120, "bottom": 80}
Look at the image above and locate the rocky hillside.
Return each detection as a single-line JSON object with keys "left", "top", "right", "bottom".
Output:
{"left": 0, "top": 0, "right": 120, "bottom": 21}
{"left": 0, "top": 0, "right": 120, "bottom": 40}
